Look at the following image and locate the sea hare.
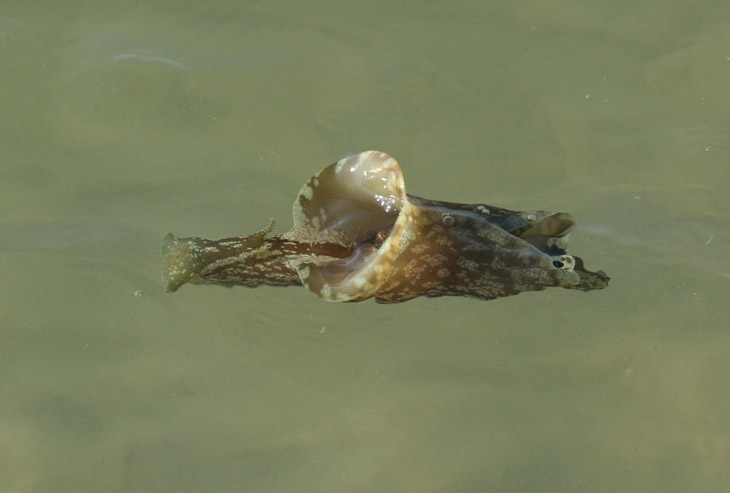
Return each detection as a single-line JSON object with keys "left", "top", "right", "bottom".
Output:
{"left": 162, "top": 151, "right": 609, "bottom": 303}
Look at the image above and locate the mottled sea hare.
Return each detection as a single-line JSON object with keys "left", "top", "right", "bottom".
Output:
{"left": 162, "top": 151, "right": 609, "bottom": 303}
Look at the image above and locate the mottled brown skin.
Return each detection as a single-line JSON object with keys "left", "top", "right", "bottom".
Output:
{"left": 162, "top": 197, "right": 609, "bottom": 301}
{"left": 162, "top": 223, "right": 352, "bottom": 293}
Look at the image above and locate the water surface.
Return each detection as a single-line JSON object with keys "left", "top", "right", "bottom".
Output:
{"left": 2, "top": 2, "right": 729, "bottom": 491}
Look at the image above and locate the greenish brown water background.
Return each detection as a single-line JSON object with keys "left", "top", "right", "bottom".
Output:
{"left": 2, "top": 1, "right": 729, "bottom": 491}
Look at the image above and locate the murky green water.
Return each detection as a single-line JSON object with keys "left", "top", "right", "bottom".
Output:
{"left": 2, "top": 2, "right": 729, "bottom": 491}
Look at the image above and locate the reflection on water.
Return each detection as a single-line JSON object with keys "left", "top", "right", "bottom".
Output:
{"left": 2, "top": 1, "right": 729, "bottom": 492}
{"left": 106, "top": 51, "right": 191, "bottom": 72}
